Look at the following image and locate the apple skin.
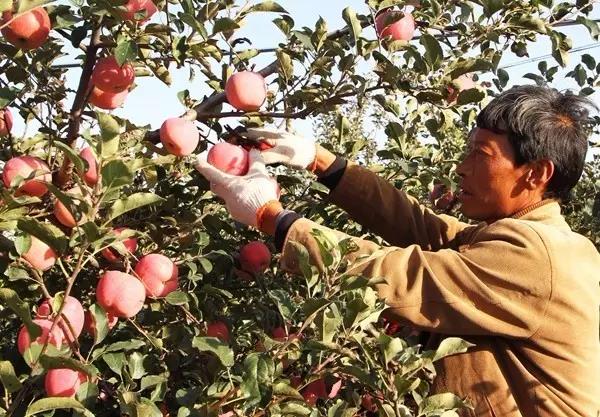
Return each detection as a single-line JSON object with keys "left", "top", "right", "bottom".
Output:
{"left": 446, "top": 73, "right": 477, "bottom": 103}
{"left": 120, "top": 0, "right": 158, "bottom": 22}
{"left": 89, "top": 86, "right": 128, "bottom": 110}
{"left": 0, "top": 108, "right": 13, "bottom": 136}
{"left": 17, "top": 318, "right": 63, "bottom": 355}
{"left": 238, "top": 241, "right": 271, "bottom": 274}
{"left": 91, "top": 56, "right": 135, "bottom": 93}
{"left": 207, "top": 142, "right": 249, "bottom": 176}
{"left": 96, "top": 271, "right": 146, "bottom": 318}
{"left": 44, "top": 368, "right": 87, "bottom": 397}
{"left": 79, "top": 147, "right": 99, "bottom": 186}
{"left": 1, "top": 8, "right": 51, "bottom": 50}
{"left": 302, "top": 379, "right": 328, "bottom": 406}
{"left": 37, "top": 295, "right": 85, "bottom": 341}
{"left": 2, "top": 155, "right": 51, "bottom": 197}
{"left": 375, "top": 10, "right": 416, "bottom": 42}
{"left": 225, "top": 71, "right": 267, "bottom": 112}
{"left": 22, "top": 236, "right": 57, "bottom": 271}
{"left": 159, "top": 118, "right": 200, "bottom": 156}
{"left": 134, "top": 253, "right": 179, "bottom": 298}
{"left": 53, "top": 186, "right": 88, "bottom": 228}
{"left": 101, "top": 227, "right": 138, "bottom": 262}
{"left": 206, "top": 321, "right": 229, "bottom": 343}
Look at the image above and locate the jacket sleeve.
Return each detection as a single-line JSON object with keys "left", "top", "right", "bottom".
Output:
{"left": 326, "top": 163, "right": 471, "bottom": 250}
{"left": 280, "top": 218, "right": 552, "bottom": 338}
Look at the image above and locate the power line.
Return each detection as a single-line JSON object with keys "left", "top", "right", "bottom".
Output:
{"left": 500, "top": 43, "right": 600, "bottom": 69}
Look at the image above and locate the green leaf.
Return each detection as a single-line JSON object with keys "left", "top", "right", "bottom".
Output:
{"left": 576, "top": 16, "right": 600, "bottom": 39}
{"left": 0, "top": 288, "right": 40, "bottom": 341}
{"left": 378, "top": 333, "right": 406, "bottom": 365}
{"left": 246, "top": 1, "right": 288, "bottom": 13}
{"left": 89, "top": 304, "right": 109, "bottom": 344}
{"left": 429, "top": 337, "right": 474, "bottom": 362}
{"left": 0, "top": 361, "right": 23, "bottom": 393}
{"left": 97, "top": 112, "right": 120, "bottom": 158}
{"left": 14, "top": 234, "right": 31, "bottom": 256}
{"left": 342, "top": 7, "right": 362, "bottom": 47}
{"left": 53, "top": 141, "right": 85, "bottom": 174}
{"left": 192, "top": 337, "right": 234, "bottom": 367}
{"left": 456, "top": 88, "right": 485, "bottom": 105}
{"left": 127, "top": 352, "right": 147, "bottom": 379}
{"left": 276, "top": 49, "right": 293, "bottom": 82}
{"left": 114, "top": 40, "right": 138, "bottom": 66}
{"left": 420, "top": 34, "right": 443, "bottom": 69}
{"left": 16, "top": 218, "right": 68, "bottom": 254}
{"left": 374, "top": 95, "right": 401, "bottom": 117}
{"left": 212, "top": 18, "right": 240, "bottom": 35}
{"left": 101, "top": 160, "right": 133, "bottom": 189}
{"left": 16, "top": 0, "right": 49, "bottom": 13}
{"left": 165, "top": 291, "right": 189, "bottom": 306}
{"left": 272, "top": 382, "right": 303, "bottom": 400}
{"left": 509, "top": 16, "right": 547, "bottom": 34}
{"left": 25, "top": 398, "right": 94, "bottom": 417}
{"left": 419, "top": 393, "right": 470, "bottom": 415}
{"left": 102, "top": 352, "right": 125, "bottom": 377}
{"left": 39, "top": 355, "right": 98, "bottom": 377}
{"left": 106, "top": 192, "right": 164, "bottom": 223}
{"left": 0, "top": 0, "right": 12, "bottom": 12}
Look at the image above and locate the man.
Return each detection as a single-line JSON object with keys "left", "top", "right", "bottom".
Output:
{"left": 195, "top": 85, "right": 600, "bottom": 417}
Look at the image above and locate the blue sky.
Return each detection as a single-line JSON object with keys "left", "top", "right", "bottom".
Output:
{"left": 9, "top": 1, "right": 600, "bottom": 143}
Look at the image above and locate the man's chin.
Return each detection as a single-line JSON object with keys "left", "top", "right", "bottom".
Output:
{"left": 458, "top": 203, "right": 488, "bottom": 222}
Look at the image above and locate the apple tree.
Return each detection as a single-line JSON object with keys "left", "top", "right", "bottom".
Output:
{"left": 0, "top": 0, "right": 598, "bottom": 416}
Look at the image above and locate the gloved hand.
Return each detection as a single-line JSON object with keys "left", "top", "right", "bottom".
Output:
{"left": 194, "top": 149, "right": 280, "bottom": 228}
{"left": 240, "top": 127, "right": 317, "bottom": 170}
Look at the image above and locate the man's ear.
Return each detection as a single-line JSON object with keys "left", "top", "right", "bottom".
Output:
{"left": 525, "top": 159, "right": 554, "bottom": 191}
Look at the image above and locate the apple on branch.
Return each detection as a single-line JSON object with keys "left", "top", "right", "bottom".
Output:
{"left": 1, "top": 7, "right": 51, "bottom": 50}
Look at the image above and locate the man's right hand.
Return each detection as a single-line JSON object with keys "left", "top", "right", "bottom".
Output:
{"left": 241, "top": 128, "right": 317, "bottom": 170}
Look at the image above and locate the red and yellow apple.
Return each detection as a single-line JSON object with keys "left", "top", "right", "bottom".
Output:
{"left": 207, "top": 142, "right": 249, "bottom": 176}
{"left": 2, "top": 155, "right": 51, "bottom": 197}
{"left": 375, "top": 9, "right": 416, "bottom": 42}
{"left": 89, "top": 86, "right": 128, "bottom": 110}
{"left": 91, "top": 56, "right": 135, "bottom": 93}
{"left": 447, "top": 73, "right": 477, "bottom": 103}
{"left": 17, "top": 318, "right": 63, "bottom": 355}
{"left": 206, "top": 321, "right": 229, "bottom": 343}
{"left": 53, "top": 186, "right": 88, "bottom": 228}
{"left": 96, "top": 271, "right": 146, "bottom": 318}
{"left": 0, "top": 108, "right": 13, "bottom": 136}
{"left": 1, "top": 7, "right": 51, "bottom": 50}
{"left": 159, "top": 118, "right": 200, "bottom": 156}
{"left": 37, "top": 295, "right": 85, "bottom": 340}
{"left": 79, "top": 147, "right": 99, "bottom": 186}
{"left": 134, "top": 253, "right": 179, "bottom": 298}
{"left": 22, "top": 236, "right": 57, "bottom": 271}
{"left": 120, "top": 0, "right": 158, "bottom": 22}
{"left": 225, "top": 71, "right": 267, "bottom": 112}
{"left": 302, "top": 379, "right": 328, "bottom": 406}
{"left": 45, "top": 368, "right": 87, "bottom": 397}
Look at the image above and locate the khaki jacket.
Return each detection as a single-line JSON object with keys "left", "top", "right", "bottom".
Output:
{"left": 279, "top": 163, "right": 600, "bottom": 417}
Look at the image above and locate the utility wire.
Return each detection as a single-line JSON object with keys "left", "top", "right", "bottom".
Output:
{"left": 500, "top": 43, "right": 600, "bottom": 69}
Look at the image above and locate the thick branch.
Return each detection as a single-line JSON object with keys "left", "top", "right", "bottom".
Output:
{"left": 55, "top": 26, "right": 103, "bottom": 187}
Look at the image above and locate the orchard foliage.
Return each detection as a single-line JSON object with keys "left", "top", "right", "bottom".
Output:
{"left": 0, "top": 0, "right": 599, "bottom": 416}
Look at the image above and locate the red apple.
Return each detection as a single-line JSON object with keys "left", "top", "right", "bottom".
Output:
{"left": 375, "top": 10, "right": 416, "bottom": 42}
{"left": 37, "top": 295, "right": 85, "bottom": 340}
{"left": 134, "top": 253, "right": 179, "bottom": 298}
{"left": 91, "top": 56, "right": 135, "bottom": 93}
{"left": 302, "top": 379, "right": 328, "bottom": 406}
{"left": 1, "top": 8, "right": 51, "bottom": 50}
{"left": 45, "top": 368, "right": 87, "bottom": 397}
{"left": 207, "top": 142, "right": 249, "bottom": 176}
{"left": 0, "top": 108, "right": 13, "bottom": 136}
{"left": 361, "top": 393, "right": 378, "bottom": 412}
{"left": 2, "top": 155, "right": 51, "bottom": 197}
{"left": 53, "top": 186, "right": 87, "bottom": 228}
{"left": 17, "top": 318, "right": 63, "bottom": 355}
{"left": 120, "top": 0, "right": 158, "bottom": 22}
{"left": 238, "top": 241, "right": 271, "bottom": 274}
{"left": 206, "top": 321, "right": 229, "bottom": 343}
{"left": 435, "top": 191, "right": 456, "bottom": 211}
{"left": 83, "top": 309, "right": 118, "bottom": 337}
{"left": 225, "top": 71, "right": 267, "bottom": 112}
{"left": 96, "top": 271, "right": 146, "bottom": 318}
{"left": 79, "top": 147, "right": 99, "bottom": 186}
{"left": 447, "top": 73, "right": 477, "bottom": 103}
{"left": 159, "top": 118, "right": 200, "bottom": 156}
{"left": 101, "top": 227, "right": 138, "bottom": 262}
{"left": 22, "top": 236, "right": 57, "bottom": 271}
{"left": 89, "top": 86, "right": 128, "bottom": 110}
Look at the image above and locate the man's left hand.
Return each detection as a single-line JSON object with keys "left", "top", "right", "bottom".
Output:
{"left": 194, "top": 149, "right": 280, "bottom": 228}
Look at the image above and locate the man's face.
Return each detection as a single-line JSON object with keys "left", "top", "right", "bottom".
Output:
{"left": 456, "top": 127, "right": 533, "bottom": 223}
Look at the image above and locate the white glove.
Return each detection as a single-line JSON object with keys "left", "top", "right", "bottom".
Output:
{"left": 194, "top": 149, "right": 280, "bottom": 228}
{"left": 241, "top": 127, "right": 317, "bottom": 170}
